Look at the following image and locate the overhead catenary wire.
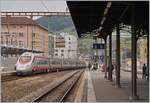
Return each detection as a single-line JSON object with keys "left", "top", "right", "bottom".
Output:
{"left": 40, "top": 0, "right": 50, "bottom": 12}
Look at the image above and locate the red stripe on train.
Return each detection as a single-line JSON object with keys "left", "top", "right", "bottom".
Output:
{"left": 19, "top": 61, "right": 29, "bottom": 64}
{"left": 32, "top": 66, "right": 49, "bottom": 71}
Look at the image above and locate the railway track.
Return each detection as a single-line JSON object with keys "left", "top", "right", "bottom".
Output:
{"left": 1, "top": 71, "right": 48, "bottom": 82}
{"left": 2, "top": 70, "right": 76, "bottom": 102}
{"left": 16, "top": 70, "right": 83, "bottom": 102}
{"left": 1, "top": 71, "right": 20, "bottom": 82}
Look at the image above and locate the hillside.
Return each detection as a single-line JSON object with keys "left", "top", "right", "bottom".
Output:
{"left": 36, "top": 16, "right": 76, "bottom": 33}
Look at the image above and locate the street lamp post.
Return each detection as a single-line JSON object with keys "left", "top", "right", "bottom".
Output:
{"left": 61, "top": 55, "right": 63, "bottom": 71}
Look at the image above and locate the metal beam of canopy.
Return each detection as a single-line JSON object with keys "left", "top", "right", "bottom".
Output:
{"left": 67, "top": 1, "right": 107, "bottom": 37}
{"left": 67, "top": 1, "right": 148, "bottom": 38}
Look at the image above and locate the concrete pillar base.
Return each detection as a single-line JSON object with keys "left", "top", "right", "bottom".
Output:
{"left": 108, "top": 79, "right": 113, "bottom": 82}
{"left": 104, "top": 75, "right": 107, "bottom": 79}
{"left": 129, "top": 95, "right": 139, "bottom": 101}
{"left": 115, "top": 84, "right": 121, "bottom": 88}
{"left": 108, "top": 77, "right": 113, "bottom": 82}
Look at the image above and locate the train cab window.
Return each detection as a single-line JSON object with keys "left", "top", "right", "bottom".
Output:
{"left": 19, "top": 56, "right": 31, "bottom": 63}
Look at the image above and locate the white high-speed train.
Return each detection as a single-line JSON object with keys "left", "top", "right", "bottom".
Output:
{"left": 15, "top": 52, "right": 86, "bottom": 75}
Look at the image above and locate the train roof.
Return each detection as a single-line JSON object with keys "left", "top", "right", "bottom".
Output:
{"left": 21, "top": 52, "right": 48, "bottom": 57}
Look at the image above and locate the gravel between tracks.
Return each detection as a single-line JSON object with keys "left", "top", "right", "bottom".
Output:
{"left": 1, "top": 70, "right": 73, "bottom": 102}
{"left": 37, "top": 71, "right": 83, "bottom": 102}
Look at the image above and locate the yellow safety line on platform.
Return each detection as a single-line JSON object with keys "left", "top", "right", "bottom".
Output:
{"left": 74, "top": 71, "right": 86, "bottom": 102}
{"left": 87, "top": 71, "right": 96, "bottom": 102}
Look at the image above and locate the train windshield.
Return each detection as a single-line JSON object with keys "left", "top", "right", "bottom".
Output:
{"left": 19, "top": 56, "right": 31, "bottom": 64}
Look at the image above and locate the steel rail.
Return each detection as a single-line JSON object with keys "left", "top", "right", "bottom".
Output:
{"left": 59, "top": 71, "right": 83, "bottom": 102}
{"left": 1, "top": 71, "right": 18, "bottom": 82}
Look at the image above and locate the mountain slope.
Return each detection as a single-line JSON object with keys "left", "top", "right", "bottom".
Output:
{"left": 36, "top": 16, "right": 75, "bottom": 32}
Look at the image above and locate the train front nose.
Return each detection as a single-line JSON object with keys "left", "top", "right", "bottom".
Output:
{"left": 16, "top": 65, "right": 32, "bottom": 75}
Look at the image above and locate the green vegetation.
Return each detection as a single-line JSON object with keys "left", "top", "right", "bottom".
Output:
{"left": 78, "top": 38, "right": 95, "bottom": 56}
{"left": 36, "top": 16, "right": 76, "bottom": 34}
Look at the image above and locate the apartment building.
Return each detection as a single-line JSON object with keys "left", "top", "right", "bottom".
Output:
{"left": 48, "top": 33, "right": 55, "bottom": 57}
{"left": 1, "top": 16, "right": 49, "bottom": 55}
{"left": 138, "top": 37, "right": 147, "bottom": 64}
{"left": 53, "top": 33, "right": 77, "bottom": 59}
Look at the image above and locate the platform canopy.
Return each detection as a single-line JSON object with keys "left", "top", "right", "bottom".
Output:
{"left": 67, "top": 1, "right": 149, "bottom": 38}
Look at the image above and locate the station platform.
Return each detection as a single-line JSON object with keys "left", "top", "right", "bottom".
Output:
{"left": 84, "top": 69, "right": 149, "bottom": 102}
{"left": 86, "top": 70, "right": 128, "bottom": 102}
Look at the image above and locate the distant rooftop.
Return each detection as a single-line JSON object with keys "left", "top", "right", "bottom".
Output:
{"left": 1, "top": 16, "right": 48, "bottom": 31}
{"left": 1, "top": 16, "right": 37, "bottom": 25}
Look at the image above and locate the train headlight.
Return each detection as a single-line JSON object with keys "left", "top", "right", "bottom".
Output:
{"left": 26, "top": 65, "right": 31, "bottom": 68}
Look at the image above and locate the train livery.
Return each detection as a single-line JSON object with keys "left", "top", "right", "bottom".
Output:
{"left": 15, "top": 52, "right": 86, "bottom": 75}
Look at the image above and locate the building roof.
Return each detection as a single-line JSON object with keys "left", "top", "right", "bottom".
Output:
{"left": 1, "top": 16, "right": 37, "bottom": 25}
{"left": 1, "top": 16, "right": 48, "bottom": 31}
{"left": 67, "top": 1, "right": 149, "bottom": 38}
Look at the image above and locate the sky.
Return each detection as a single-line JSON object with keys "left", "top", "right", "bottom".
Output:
{"left": 1, "top": 0, "right": 67, "bottom": 12}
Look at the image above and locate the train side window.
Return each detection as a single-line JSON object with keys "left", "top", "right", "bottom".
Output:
{"left": 43, "top": 60, "right": 48, "bottom": 65}
{"left": 32, "top": 58, "right": 36, "bottom": 64}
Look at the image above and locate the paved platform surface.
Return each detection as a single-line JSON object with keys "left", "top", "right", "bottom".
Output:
{"left": 119, "top": 70, "right": 149, "bottom": 101}
{"left": 87, "top": 69, "right": 149, "bottom": 102}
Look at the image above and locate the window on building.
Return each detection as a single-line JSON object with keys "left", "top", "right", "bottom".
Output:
{"left": 12, "top": 41, "right": 16, "bottom": 46}
{"left": 61, "top": 54, "right": 64, "bottom": 56}
{"left": 15, "top": 41, "right": 17, "bottom": 46}
{"left": 12, "top": 32, "right": 16, "bottom": 35}
{"left": 61, "top": 50, "right": 64, "bottom": 52}
{"left": 55, "top": 53, "right": 58, "bottom": 56}
{"left": 1, "top": 36, "right": 3, "bottom": 44}
{"left": 33, "top": 33, "right": 35, "bottom": 37}
{"left": 19, "top": 41, "right": 24, "bottom": 47}
{"left": 6, "top": 38, "right": 9, "bottom": 45}
{"left": 69, "top": 37, "right": 71, "bottom": 40}
{"left": 69, "top": 42, "right": 71, "bottom": 44}
{"left": 19, "top": 41, "right": 22, "bottom": 46}
{"left": 11, "top": 39, "right": 13, "bottom": 45}
{"left": 20, "top": 25, "right": 23, "bottom": 28}
{"left": 32, "top": 33, "right": 36, "bottom": 41}
{"left": 19, "top": 33, "right": 24, "bottom": 37}
{"left": 55, "top": 49, "right": 58, "bottom": 52}
{"left": 32, "top": 41, "right": 36, "bottom": 46}
{"left": 4, "top": 32, "right": 9, "bottom": 34}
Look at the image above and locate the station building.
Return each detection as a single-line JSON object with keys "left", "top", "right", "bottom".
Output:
{"left": 1, "top": 16, "right": 49, "bottom": 56}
